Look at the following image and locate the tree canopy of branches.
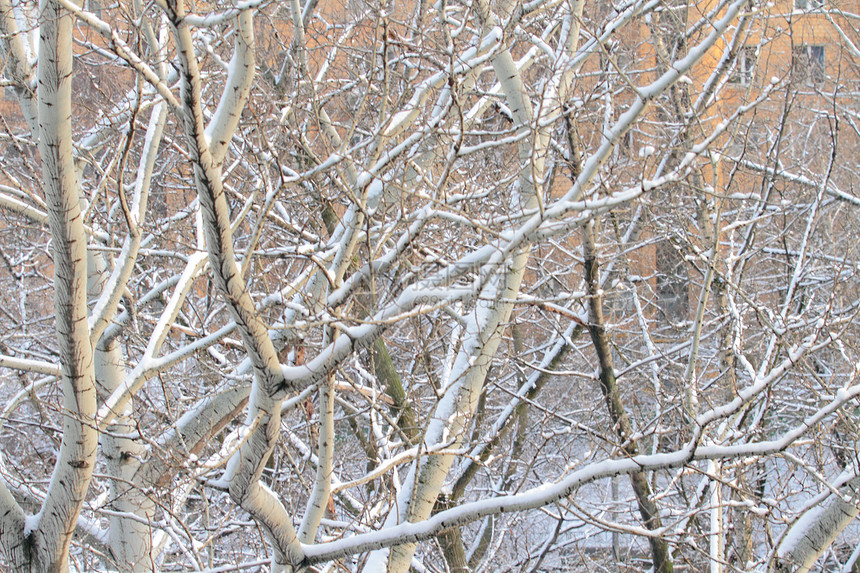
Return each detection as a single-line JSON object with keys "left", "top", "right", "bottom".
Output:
{"left": 1, "top": 0, "right": 860, "bottom": 570}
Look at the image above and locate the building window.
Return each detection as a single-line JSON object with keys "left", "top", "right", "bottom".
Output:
{"left": 795, "top": 0, "right": 824, "bottom": 10}
{"left": 656, "top": 240, "right": 689, "bottom": 324}
{"left": 793, "top": 45, "right": 825, "bottom": 84}
{"left": 730, "top": 46, "right": 757, "bottom": 85}
{"left": 86, "top": 0, "right": 102, "bottom": 17}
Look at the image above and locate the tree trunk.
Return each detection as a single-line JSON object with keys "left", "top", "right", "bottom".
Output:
{"left": 582, "top": 221, "right": 674, "bottom": 573}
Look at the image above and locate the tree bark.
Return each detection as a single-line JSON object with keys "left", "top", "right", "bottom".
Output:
{"left": 6, "top": 0, "right": 102, "bottom": 568}
{"left": 581, "top": 220, "right": 674, "bottom": 573}
{"left": 774, "top": 475, "right": 860, "bottom": 573}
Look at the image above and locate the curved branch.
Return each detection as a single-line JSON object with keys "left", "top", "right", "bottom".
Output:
{"left": 89, "top": 101, "right": 168, "bottom": 343}
{"left": 204, "top": 10, "right": 255, "bottom": 166}
{"left": 304, "top": 360, "right": 855, "bottom": 565}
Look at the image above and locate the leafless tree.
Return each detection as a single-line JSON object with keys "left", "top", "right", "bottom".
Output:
{"left": 1, "top": 0, "right": 860, "bottom": 570}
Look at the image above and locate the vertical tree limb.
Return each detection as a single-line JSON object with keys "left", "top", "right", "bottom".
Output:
{"left": 31, "top": 0, "right": 100, "bottom": 568}
{"left": 581, "top": 219, "right": 673, "bottom": 573}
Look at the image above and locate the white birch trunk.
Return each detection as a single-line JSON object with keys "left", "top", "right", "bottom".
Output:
{"left": 774, "top": 475, "right": 860, "bottom": 573}
{"left": 96, "top": 341, "right": 154, "bottom": 571}
{"left": 204, "top": 10, "right": 255, "bottom": 167}
{"left": 17, "top": 0, "right": 100, "bottom": 569}
{"left": 369, "top": 5, "right": 549, "bottom": 570}
{"left": 162, "top": 1, "right": 305, "bottom": 567}
{"left": 0, "top": 0, "right": 39, "bottom": 136}
{"left": 709, "top": 460, "right": 724, "bottom": 573}
{"left": 364, "top": 2, "right": 590, "bottom": 569}
{"left": 298, "top": 374, "right": 335, "bottom": 543}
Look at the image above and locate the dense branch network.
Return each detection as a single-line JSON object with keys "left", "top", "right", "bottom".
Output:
{"left": 0, "top": 0, "right": 859, "bottom": 571}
